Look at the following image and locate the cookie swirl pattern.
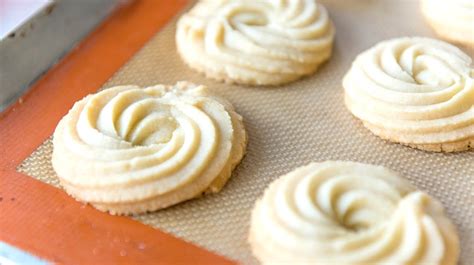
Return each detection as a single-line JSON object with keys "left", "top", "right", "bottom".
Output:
{"left": 343, "top": 37, "right": 474, "bottom": 152}
{"left": 176, "top": 0, "right": 335, "bottom": 85}
{"left": 249, "top": 161, "right": 459, "bottom": 265}
{"left": 52, "top": 82, "right": 247, "bottom": 215}
{"left": 421, "top": 0, "right": 474, "bottom": 47}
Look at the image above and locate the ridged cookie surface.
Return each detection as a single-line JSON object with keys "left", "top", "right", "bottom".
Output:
{"left": 343, "top": 37, "right": 474, "bottom": 152}
{"left": 176, "top": 0, "right": 335, "bottom": 86}
{"left": 52, "top": 82, "right": 247, "bottom": 215}
{"left": 249, "top": 161, "right": 459, "bottom": 265}
{"left": 421, "top": 0, "right": 474, "bottom": 47}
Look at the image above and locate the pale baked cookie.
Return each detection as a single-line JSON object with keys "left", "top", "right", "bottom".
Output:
{"left": 52, "top": 82, "right": 247, "bottom": 215}
{"left": 343, "top": 37, "right": 474, "bottom": 152}
{"left": 249, "top": 161, "right": 460, "bottom": 265}
{"left": 176, "top": 0, "right": 335, "bottom": 86}
{"left": 421, "top": 0, "right": 474, "bottom": 47}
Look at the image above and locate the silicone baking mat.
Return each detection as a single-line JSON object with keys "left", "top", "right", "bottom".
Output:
{"left": 18, "top": 0, "right": 474, "bottom": 264}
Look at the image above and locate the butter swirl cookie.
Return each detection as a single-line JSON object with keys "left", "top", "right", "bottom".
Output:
{"left": 176, "top": 0, "right": 335, "bottom": 85}
{"left": 52, "top": 82, "right": 247, "bottom": 215}
{"left": 421, "top": 0, "right": 474, "bottom": 47}
{"left": 343, "top": 37, "right": 474, "bottom": 152}
{"left": 249, "top": 161, "right": 459, "bottom": 265}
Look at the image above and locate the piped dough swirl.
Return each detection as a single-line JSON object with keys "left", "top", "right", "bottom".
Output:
{"left": 249, "top": 161, "right": 459, "bottom": 265}
{"left": 52, "top": 82, "right": 247, "bottom": 215}
{"left": 343, "top": 37, "right": 474, "bottom": 152}
{"left": 421, "top": 0, "right": 474, "bottom": 47}
{"left": 176, "top": 0, "right": 335, "bottom": 85}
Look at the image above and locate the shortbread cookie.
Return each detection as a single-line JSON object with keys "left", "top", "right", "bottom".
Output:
{"left": 249, "top": 161, "right": 460, "bottom": 265}
{"left": 52, "top": 82, "right": 247, "bottom": 215}
{"left": 421, "top": 0, "right": 474, "bottom": 47}
{"left": 176, "top": 0, "right": 335, "bottom": 86}
{"left": 343, "top": 37, "right": 474, "bottom": 152}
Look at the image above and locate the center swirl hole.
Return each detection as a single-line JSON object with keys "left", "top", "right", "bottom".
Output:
{"left": 412, "top": 55, "right": 457, "bottom": 87}
{"left": 231, "top": 10, "right": 269, "bottom": 27}
{"left": 126, "top": 115, "right": 178, "bottom": 147}
{"left": 330, "top": 191, "right": 394, "bottom": 233}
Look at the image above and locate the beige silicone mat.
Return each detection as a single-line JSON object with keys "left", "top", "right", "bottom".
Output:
{"left": 18, "top": 0, "right": 474, "bottom": 264}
